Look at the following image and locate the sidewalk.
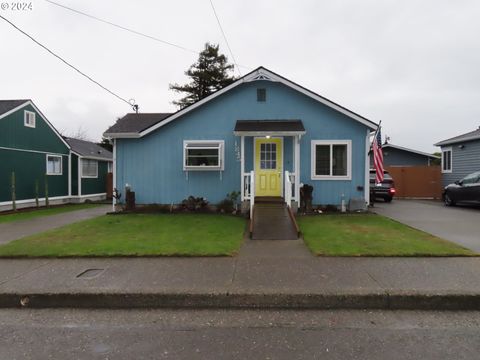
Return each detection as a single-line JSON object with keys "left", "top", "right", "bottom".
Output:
{"left": 0, "top": 205, "right": 110, "bottom": 245}
{"left": 1, "top": 239, "right": 480, "bottom": 310}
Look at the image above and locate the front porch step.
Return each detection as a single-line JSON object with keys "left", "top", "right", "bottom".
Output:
{"left": 251, "top": 202, "right": 299, "bottom": 240}
{"left": 254, "top": 196, "right": 284, "bottom": 204}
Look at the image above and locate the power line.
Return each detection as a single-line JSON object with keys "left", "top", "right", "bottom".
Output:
{"left": 0, "top": 14, "right": 138, "bottom": 111}
{"left": 208, "top": 0, "right": 241, "bottom": 76}
{"left": 44, "top": 0, "right": 250, "bottom": 71}
{"left": 44, "top": 0, "right": 199, "bottom": 55}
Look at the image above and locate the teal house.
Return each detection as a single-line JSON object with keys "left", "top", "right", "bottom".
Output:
{"left": 104, "top": 67, "right": 378, "bottom": 214}
{"left": 0, "top": 99, "right": 112, "bottom": 211}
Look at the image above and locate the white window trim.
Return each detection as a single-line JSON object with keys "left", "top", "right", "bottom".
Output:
{"left": 183, "top": 140, "right": 225, "bottom": 171}
{"left": 441, "top": 147, "right": 452, "bottom": 174}
{"left": 108, "top": 162, "right": 113, "bottom": 173}
{"left": 311, "top": 140, "right": 352, "bottom": 180}
{"left": 24, "top": 110, "right": 36, "bottom": 128}
{"left": 81, "top": 158, "right": 99, "bottom": 178}
{"left": 46, "top": 154, "right": 63, "bottom": 176}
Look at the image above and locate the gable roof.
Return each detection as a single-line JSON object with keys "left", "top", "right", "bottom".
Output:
{"left": 0, "top": 99, "right": 71, "bottom": 150}
{"left": 65, "top": 137, "right": 112, "bottom": 161}
{"left": 104, "top": 113, "right": 172, "bottom": 137}
{"left": 0, "top": 99, "right": 30, "bottom": 116}
{"left": 434, "top": 128, "right": 480, "bottom": 147}
{"left": 103, "top": 66, "right": 378, "bottom": 138}
{"left": 383, "top": 143, "right": 440, "bottom": 159}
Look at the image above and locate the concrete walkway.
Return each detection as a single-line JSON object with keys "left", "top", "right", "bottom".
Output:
{"left": 1, "top": 238, "right": 480, "bottom": 309}
{"left": 0, "top": 205, "right": 110, "bottom": 245}
{"left": 373, "top": 199, "right": 480, "bottom": 252}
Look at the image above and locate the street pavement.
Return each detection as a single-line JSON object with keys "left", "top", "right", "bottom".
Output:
{"left": 373, "top": 199, "right": 480, "bottom": 252}
{"left": 0, "top": 205, "right": 110, "bottom": 245}
{"left": 1, "top": 240, "right": 480, "bottom": 309}
{"left": 1, "top": 308, "right": 480, "bottom": 359}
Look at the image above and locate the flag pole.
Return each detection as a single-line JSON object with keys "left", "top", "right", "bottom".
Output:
{"left": 368, "top": 120, "right": 382, "bottom": 155}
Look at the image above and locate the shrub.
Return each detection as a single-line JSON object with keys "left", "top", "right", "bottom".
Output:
{"left": 181, "top": 196, "right": 209, "bottom": 211}
{"left": 217, "top": 199, "right": 234, "bottom": 213}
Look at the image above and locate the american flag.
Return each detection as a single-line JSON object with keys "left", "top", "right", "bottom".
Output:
{"left": 372, "top": 128, "right": 384, "bottom": 184}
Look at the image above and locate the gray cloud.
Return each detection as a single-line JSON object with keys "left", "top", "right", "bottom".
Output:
{"left": 1, "top": 0, "right": 479, "bottom": 150}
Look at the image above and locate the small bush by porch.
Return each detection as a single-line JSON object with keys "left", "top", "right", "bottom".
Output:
{"left": 298, "top": 214, "right": 475, "bottom": 256}
{"left": 0, "top": 213, "right": 246, "bottom": 257}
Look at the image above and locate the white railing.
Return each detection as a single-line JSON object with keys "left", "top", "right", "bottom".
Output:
{"left": 243, "top": 172, "right": 252, "bottom": 200}
{"left": 249, "top": 170, "right": 255, "bottom": 219}
{"left": 285, "top": 171, "right": 292, "bottom": 208}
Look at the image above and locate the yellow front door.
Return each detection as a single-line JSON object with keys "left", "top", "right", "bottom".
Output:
{"left": 255, "top": 137, "right": 283, "bottom": 197}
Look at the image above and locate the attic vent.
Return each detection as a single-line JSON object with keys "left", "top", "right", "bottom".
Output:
{"left": 257, "top": 88, "right": 266, "bottom": 102}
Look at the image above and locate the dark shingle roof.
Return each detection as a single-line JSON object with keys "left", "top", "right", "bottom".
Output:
{"left": 435, "top": 128, "right": 480, "bottom": 146}
{"left": 0, "top": 99, "right": 30, "bottom": 116}
{"left": 65, "top": 138, "right": 112, "bottom": 160}
{"left": 104, "top": 113, "right": 173, "bottom": 135}
{"left": 234, "top": 120, "right": 305, "bottom": 132}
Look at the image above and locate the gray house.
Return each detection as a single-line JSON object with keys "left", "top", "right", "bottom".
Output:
{"left": 435, "top": 127, "right": 480, "bottom": 186}
{"left": 370, "top": 143, "right": 439, "bottom": 168}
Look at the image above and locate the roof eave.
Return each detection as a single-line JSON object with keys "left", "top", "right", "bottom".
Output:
{"left": 103, "top": 132, "right": 141, "bottom": 139}
{"left": 435, "top": 135, "right": 480, "bottom": 147}
{"left": 234, "top": 130, "right": 306, "bottom": 136}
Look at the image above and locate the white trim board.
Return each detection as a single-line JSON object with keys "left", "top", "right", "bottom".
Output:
{"left": 0, "top": 146, "right": 68, "bottom": 157}
{"left": 0, "top": 100, "right": 71, "bottom": 150}
{"left": 310, "top": 140, "right": 352, "bottom": 181}
{"left": 441, "top": 147, "right": 453, "bottom": 174}
{"left": 105, "top": 67, "right": 378, "bottom": 139}
{"left": 0, "top": 195, "right": 70, "bottom": 206}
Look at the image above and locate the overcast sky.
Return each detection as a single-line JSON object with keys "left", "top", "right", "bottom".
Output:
{"left": 1, "top": 0, "right": 480, "bottom": 152}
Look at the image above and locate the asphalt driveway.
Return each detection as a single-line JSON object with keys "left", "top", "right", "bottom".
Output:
{"left": 373, "top": 199, "right": 480, "bottom": 252}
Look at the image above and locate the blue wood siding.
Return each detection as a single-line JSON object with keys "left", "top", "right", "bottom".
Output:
{"left": 440, "top": 139, "right": 480, "bottom": 187}
{"left": 116, "top": 80, "right": 370, "bottom": 205}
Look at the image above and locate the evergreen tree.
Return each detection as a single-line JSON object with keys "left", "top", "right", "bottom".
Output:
{"left": 169, "top": 43, "right": 236, "bottom": 108}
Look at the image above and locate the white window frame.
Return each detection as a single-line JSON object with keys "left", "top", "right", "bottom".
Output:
{"left": 183, "top": 140, "right": 225, "bottom": 171}
{"left": 46, "top": 154, "right": 63, "bottom": 176}
{"left": 441, "top": 147, "right": 452, "bottom": 173}
{"left": 81, "top": 158, "right": 98, "bottom": 178}
{"left": 24, "top": 110, "right": 36, "bottom": 128}
{"left": 311, "top": 140, "right": 352, "bottom": 180}
{"left": 107, "top": 162, "right": 113, "bottom": 173}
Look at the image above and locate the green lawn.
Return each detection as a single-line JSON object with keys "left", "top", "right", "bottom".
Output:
{"left": 0, "top": 213, "right": 246, "bottom": 257}
{"left": 0, "top": 203, "right": 101, "bottom": 224}
{"left": 298, "top": 214, "right": 475, "bottom": 256}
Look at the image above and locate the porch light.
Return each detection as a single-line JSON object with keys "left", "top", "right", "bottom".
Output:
{"left": 265, "top": 135, "right": 271, "bottom": 139}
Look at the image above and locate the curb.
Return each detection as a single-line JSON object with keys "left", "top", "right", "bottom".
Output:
{"left": 1, "top": 292, "right": 480, "bottom": 310}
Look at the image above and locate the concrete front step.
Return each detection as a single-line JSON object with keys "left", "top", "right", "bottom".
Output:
{"left": 252, "top": 202, "right": 298, "bottom": 240}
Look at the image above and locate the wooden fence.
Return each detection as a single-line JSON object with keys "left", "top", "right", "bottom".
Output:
{"left": 386, "top": 166, "right": 442, "bottom": 199}
{"left": 106, "top": 172, "right": 113, "bottom": 199}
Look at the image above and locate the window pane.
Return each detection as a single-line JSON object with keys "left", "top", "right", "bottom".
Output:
{"left": 47, "top": 156, "right": 61, "bottom": 174}
{"left": 443, "top": 150, "right": 451, "bottom": 171}
{"left": 186, "top": 148, "right": 219, "bottom": 166}
{"left": 315, "top": 145, "right": 330, "bottom": 175}
{"left": 332, "top": 145, "right": 347, "bottom": 176}
{"left": 82, "top": 159, "right": 97, "bottom": 177}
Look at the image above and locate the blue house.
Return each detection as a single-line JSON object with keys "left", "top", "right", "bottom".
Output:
{"left": 104, "top": 67, "right": 378, "bottom": 214}
{"left": 435, "top": 127, "right": 480, "bottom": 187}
